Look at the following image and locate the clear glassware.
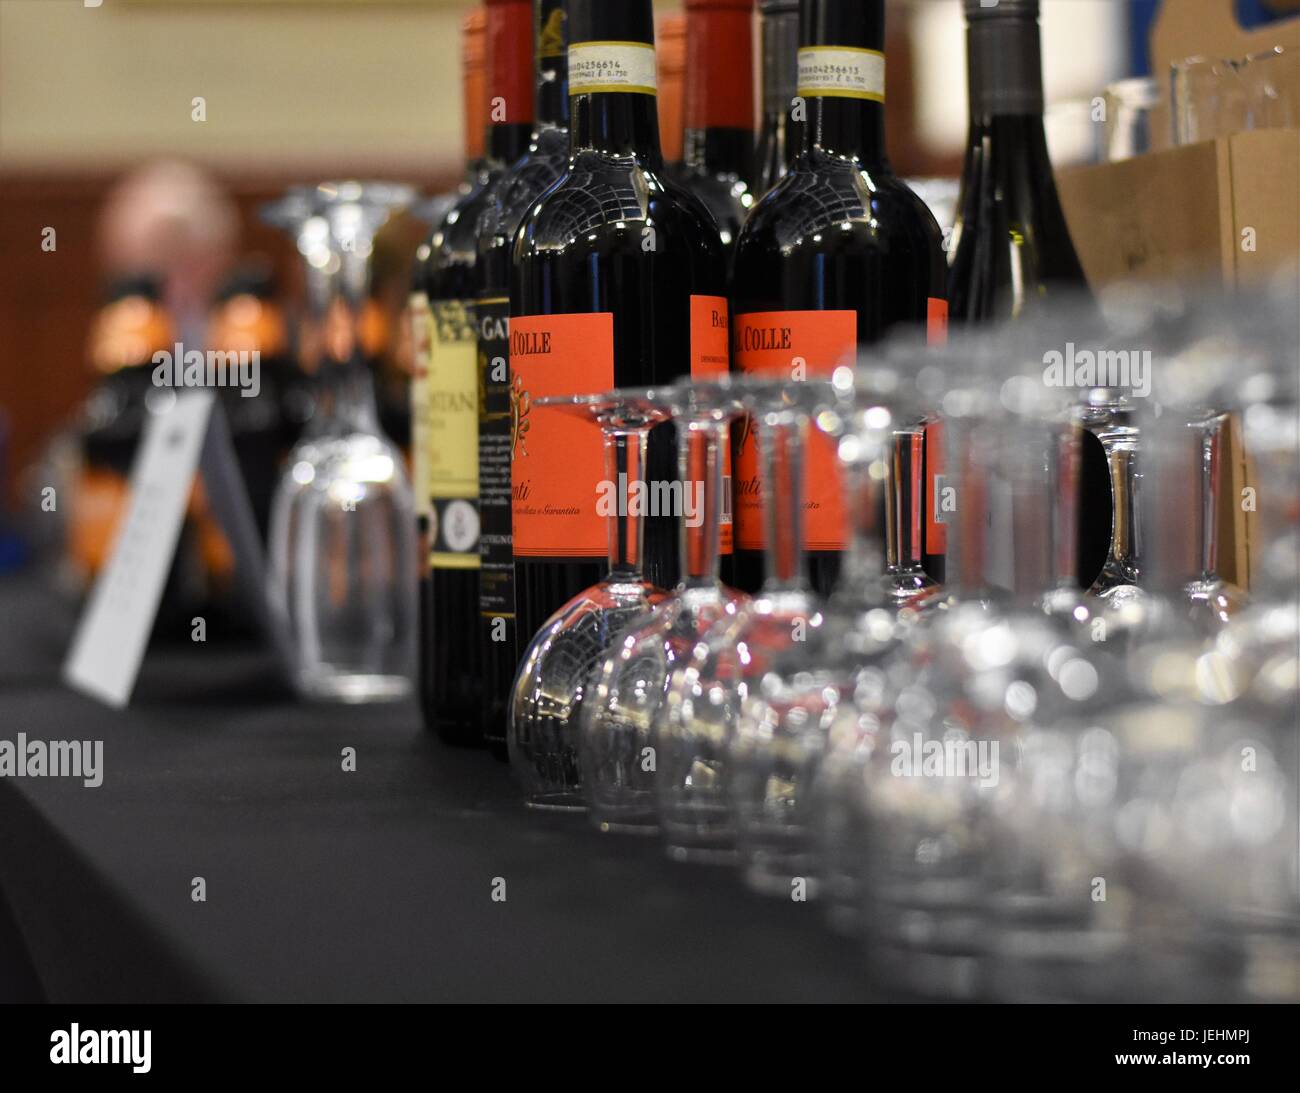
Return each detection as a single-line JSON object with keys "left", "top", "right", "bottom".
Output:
{"left": 884, "top": 418, "right": 943, "bottom": 613}
{"left": 265, "top": 181, "right": 417, "bottom": 703}
{"left": 1188, "top": 294, "right": 1299, "bottom": 1001}
{"left": 1171, "top": 54, "right": 1250, "bottom": 145}
{"left": 853, "top": 328, "right": 1114, "bottom": 999}
{"left": 508, "top": 391, "right": 671, "bottom": 811}
{"left": 1102, "top": 76, "right": 1161, "bottom": 161}
{"left": 1243, "top": 45, "right": 1300, "bottom": 132}
{"left": 728, "top": 364, "right": 929, "bottom": 900}
{"left": 1043, "top": 98, "right": 1104, "bottom": 168}
{"left": 982, "top": 306, "right": 1294, "bottom": 1002}
{"left": 1172, "top": 47, "right": 1300, "bottom": 145}
{"left": 1078, "top": 385, "right": 1148, "bottom": 634}
{"left": 654, "top": 378, "right": 823, "bottom": 864}
{"left": 580, "top": 381, "right": 748, "bottom": 833}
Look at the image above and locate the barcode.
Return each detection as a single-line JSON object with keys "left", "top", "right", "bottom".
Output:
{"left": 721, "top": 475, "right": 733, "bottom": 526}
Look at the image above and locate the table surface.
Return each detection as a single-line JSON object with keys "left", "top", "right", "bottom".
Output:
{"left": 0, "top": 573, "right": 876, "bottom": 1003}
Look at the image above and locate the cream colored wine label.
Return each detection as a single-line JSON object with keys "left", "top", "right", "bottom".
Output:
{"left": 568, "top": 41, "right": 658, "bottom": 96}
{"left": 797, "top": 46, "right": 885, "bottom": 102}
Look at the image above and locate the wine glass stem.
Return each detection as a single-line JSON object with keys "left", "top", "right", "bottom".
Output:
{"left": 886, "top": 428, "right": 925, "bottom": 577}
{"left": 759, "top": 415, "right": 807, "bottom": 590}
{"left": 603, "top": 425, "right": 650, "bottom": 582}
{"left": 307, "top": 243, "right": 382, "bottom": 435}
{"left": 1199, "top": 414, "right": 1224, "bottom": 583}
{"left": 1052, "top": 421, "right": 1082, "bottom": 590}
{"left": 677, "top": 418, "right": 725, "bottom": 587}
{"left": 840, "top": 440, "right": 887, "bottom": 595}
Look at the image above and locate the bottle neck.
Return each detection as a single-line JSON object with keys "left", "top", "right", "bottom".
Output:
{"left": 684, "top": 128, "right": 752, "bottom": 179}
{"left": 757, "top": 4, "right": 800, "bottom": 184}
{"left": 805, "top": 98, "right": 885, "bottom": 166}
{"left": 485, "top": 0, "right": 535, "bottom": 164}
{"left": 488, "top": 123, "right": 534, "bottom": 165}
{"left": 761, "top": 5, "right": 799, "bottom": 120}
{"left": 966, "top": 12, "right": 1044, "bottom": 122}
{"left": 535, "top": 0, "right": 570, "bottom": 128}
{"left": 683, "top": 1, "right": 754, "bottom": 179}
{"left": 798, "top": 0, "right": 888, "bottom": 165}
{"left": 462, "top": 16, "right": 488, "bottom": 169}
{"left": 571, "top": 93, "right": 663, "bottom": 162}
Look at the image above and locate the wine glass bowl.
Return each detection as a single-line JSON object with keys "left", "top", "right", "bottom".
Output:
{"left": 653, "top": 378, "right": 824, "bottom": 863}
{"left": 508, "top": 391, "right": 672, "bottom": 811}
{"left": 581, "top": 381, "right": 749, "bottom": 833}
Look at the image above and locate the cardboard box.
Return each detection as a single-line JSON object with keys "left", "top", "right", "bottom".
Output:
{"left": 1056, "top": 127, "right": 1300, "bottom": 294}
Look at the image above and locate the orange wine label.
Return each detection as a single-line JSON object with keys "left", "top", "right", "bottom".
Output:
{"left": 927, "top": 297, "right": 949, "bottom": 347}
{"left": 510, "top": 312, "right": 614, "bottom": 558}
{"left": 690, "top": 294, "right": 733, "bottom": 555}
{"left": 733, "top": 309, "right": 856, "bottom": 552}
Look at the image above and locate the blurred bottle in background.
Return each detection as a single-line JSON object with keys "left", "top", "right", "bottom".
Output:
{"left": 206, "top": 262, "right": 299, "bottom": 539}
{"left": 70, "top": 276, "right": 233, "bottom": 638}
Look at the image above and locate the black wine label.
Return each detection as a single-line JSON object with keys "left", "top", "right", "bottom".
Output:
{"left": 477, "top": 296, "right": 516, "bottom": 628}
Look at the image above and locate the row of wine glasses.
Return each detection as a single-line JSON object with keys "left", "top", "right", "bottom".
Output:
{"left": 506, "top": 285, "right": 1298, "bottom": 1001}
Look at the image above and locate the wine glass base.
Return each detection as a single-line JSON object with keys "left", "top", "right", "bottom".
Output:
{"left": 742, "top": 860, "right": 820, "bottom": 900}
{"left": 296, "top": 670, "right": 411, "bottom": 704}
{"left": 525, "top": 793, "right": 587, "bottom": 813}
{"left": 665, "top": 843, "right": 739, "bottom": 866}
{"left": 594, "top": 818, "right": 660, "bottom": 836}
{"left": 866, "top": 944, "right": 983, "bottom": 1000}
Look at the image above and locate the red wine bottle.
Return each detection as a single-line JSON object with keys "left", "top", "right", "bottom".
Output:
{"left": 679, "top": 0, "right": 756, "bottom": 258}
{"left": 731, "top": 0, "right": 947, "bottom": 597}
{"left": 945, "top": 0, "right": 1105, "bottom": 588}
{"left": 510, "top": 0, "right": 729, "bottom": 657}
{"left": 754, "top": 0, "right": 801, "bottom": 195}
{"left": 412, "top": 0, "right": 533, "bottom": 745}
{"left": 475, "top": 0, "right": 571, "bottom": 759}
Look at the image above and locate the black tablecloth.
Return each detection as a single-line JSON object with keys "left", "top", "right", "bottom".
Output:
{"left": 0, "top": 573, "right": 874, "bottom": 1002}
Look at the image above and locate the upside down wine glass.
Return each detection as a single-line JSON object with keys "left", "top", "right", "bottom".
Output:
{"left": 580, "top": 381, "right": 749, "bottom": 833}
{"left": 266, "top": 181, "right": 417, "bottom": 702}
{"left": 508, "top": 392, "right": 671, "bottom": 810}
{"left": 856, "top": 334, "right": 1113, "bottom": 999}
{"left": 654, "top": 379, "right": 823, "bottom": 863}
{"left": 727, "top": 370, "right": 906, "bottom": 898}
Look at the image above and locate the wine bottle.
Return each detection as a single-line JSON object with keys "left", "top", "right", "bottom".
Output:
{"left": 510, "top": 0, "right": 729, "bottom": 659}
{"left": 754, "top": 0, "right": 801, "bottom": 195}
{"left": 679, "top": 0, "right": 756, "bottom": 257}
{"left": 411, "top": 0, "right": 533, "bottom": 744}
{"left": 730, "top": 0, "right": 947, "bottom": 597}
{"left": 475, "top": 0, "right": 571, "bottom": 758}
{"left": 207, "top": 264, "right": 294, "bottom": 540}
{"left": 945, "top": 0, "right": 1105, "bottom": 588}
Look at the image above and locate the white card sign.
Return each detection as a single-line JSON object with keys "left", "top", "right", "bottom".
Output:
{"left": 63, "top": 390, "right": 216, "bottom": 708}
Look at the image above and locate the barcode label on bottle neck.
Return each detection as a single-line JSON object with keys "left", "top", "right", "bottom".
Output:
{"left": 569, "top": 41, "right": 658, "bottom": 96}
{"left": 796, "top": 47, "right": 885, "bottom": 102}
